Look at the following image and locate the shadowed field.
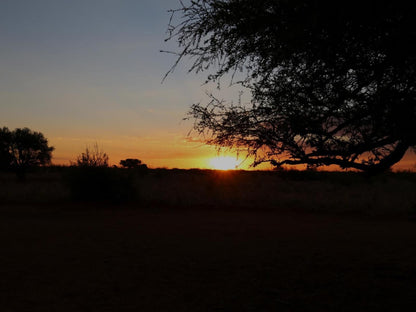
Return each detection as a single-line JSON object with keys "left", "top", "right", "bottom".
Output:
{"left": 1, "top": 169, "right": 416, "bottom": 215}
{"left": 1, "top": 207, "right": 416, "bottom": 311}
{"left": 1, "top": 169, "right": 416, "bottom": 311}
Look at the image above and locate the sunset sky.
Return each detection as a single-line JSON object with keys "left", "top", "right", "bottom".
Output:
{"left": 1, "top": 0, "right": 415, "bottom": 170}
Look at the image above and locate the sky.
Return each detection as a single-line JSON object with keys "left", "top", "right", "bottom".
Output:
{"left": 0, "top": 0, "right": 241, "bottom": 169}
{"left": 0, "top": 0, "right": 415, "bottom": 170}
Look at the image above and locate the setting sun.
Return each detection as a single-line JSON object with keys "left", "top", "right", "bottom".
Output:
{"left": 209, "top": 156, "right": 240, "bottom": 170}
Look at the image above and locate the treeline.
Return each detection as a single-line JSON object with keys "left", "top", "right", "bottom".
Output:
{"left": 0, "top": 127, "right": 147, "bottom": 174}
{"left": 0, "top": 127, "right": 149, "bottom": 203}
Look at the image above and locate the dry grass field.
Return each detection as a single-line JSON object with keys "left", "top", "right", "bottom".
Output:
{"left": 1, "top": 169, "right": 416, "bottom": 311}
{"left": 1, "top": 168, "right": 416, "bottom": 215}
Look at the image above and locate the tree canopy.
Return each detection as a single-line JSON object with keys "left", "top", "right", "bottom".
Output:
{"left": 0, "top": 127, "right": 54, "bottom": 171}
{"left": 120, "top": 158, "right": 142, "bottom": 169}
{"left": 166, "top": 0, "right": 416, "bottom": 172}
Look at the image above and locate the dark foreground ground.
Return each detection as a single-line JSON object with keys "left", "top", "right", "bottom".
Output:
{"left": 1, "top": 205, "right": 416, "bottom": 312}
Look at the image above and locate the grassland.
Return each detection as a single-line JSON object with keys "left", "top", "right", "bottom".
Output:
{"left": 1, "top": 168, "right": 416, "bottom": 311}
{"left": 1, "top": 168, "right": 416, "bottom": 215}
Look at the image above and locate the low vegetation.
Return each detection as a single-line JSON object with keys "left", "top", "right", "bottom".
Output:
{"left": 1, "top": 167, "right": 415, "bottom": 216}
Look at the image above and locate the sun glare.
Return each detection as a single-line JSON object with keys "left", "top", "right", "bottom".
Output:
{"left": 209, "top": 156, "right": 240, "bottom": 170}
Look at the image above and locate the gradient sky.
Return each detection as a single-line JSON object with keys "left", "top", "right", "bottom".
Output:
{"left": 1, "top": 0, "right": 414, "bottom": 170}
{"left": 0, "top": 0, "right": 235, "bottom": 169}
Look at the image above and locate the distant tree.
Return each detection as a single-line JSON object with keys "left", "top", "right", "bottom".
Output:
{"left": 120, "top": 158, "right": 142, "bottom": 169}
{"left": 0, "top": 127, "right": 54, "bottom": 172}
{"left": 0, "top": 127, "right": 13, "bottom": 171}
{"left": 166, "top": 0, "right": 416, "bottom": 173}
{"left": 73, "top": 143, "right": 109, "bottom": 167}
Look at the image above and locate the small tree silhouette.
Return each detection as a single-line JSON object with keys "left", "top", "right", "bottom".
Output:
{"left": 67, "top": 144, "right": 134, "bottom": 202}
{"left": 73, "top": 143, "right": 109, "bottom": 167}
{"left": 120, "top": 158, "right": 142, "bottom": 169}
{"left": 0, "top": 127, "right": 13, "bottom": 171}
{"left": 0, "top": 127, "right": 54, "bottom": 176}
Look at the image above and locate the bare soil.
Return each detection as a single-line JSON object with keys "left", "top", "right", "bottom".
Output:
{"left": 1, "top": 205, "right": 416, "bottom": 311}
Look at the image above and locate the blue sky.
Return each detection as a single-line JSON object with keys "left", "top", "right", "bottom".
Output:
{"left": 1, "top": 0, "right": 414, "bottom": 170}
{"left": 0, "top": 0, "right": 231, "bottom": 168}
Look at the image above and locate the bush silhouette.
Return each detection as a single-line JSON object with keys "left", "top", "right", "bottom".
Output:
{"left": 120, "top": 158, "right": 140, "bottom": 168}
{"left": 72, "top": 143, "right": 109, "bottom": 167}
{"left": 120, "top": 158, "right": 148, "bottom": 171}
{"left": 66, "top": 146, "right": 135, "bottom": 203}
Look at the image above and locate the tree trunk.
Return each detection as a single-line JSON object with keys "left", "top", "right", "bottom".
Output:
{"left": 365, "top": 141, "right": 409, "bottom": 175}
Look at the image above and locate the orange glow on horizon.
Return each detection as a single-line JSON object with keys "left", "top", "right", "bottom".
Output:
{"left": 48, "top": 135, "right": 415, "bottom": 171}
{"left": 209, "top": 156, "right": 241, "bottom": 170}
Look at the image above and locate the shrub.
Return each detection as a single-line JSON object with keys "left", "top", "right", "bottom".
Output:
{"left": 120, "top": 158, "right": 141, "bottom": 168}
{"left": 72, "top": 143, "right": 109, "bottom": 168}
{"left": 120, "top": 158, "right": 148, "bottom": 172}
{"left": 66, "top": 145, "right": 136, "bottom": 204}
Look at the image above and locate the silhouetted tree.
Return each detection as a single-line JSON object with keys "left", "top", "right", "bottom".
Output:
{"left": 73, "top": 143, "right": 109, "bottom": 167}
{"left": 120, "top": 158, "right": 143, "bottom": 169}
{"left": 0, "top": 127, "right": 13, "bottom": 171}
{"left": 166, "top": 0, "right": 416, "bottom": 173}
{"left": 0, "top": 127, "right": 54, "bottom": 171}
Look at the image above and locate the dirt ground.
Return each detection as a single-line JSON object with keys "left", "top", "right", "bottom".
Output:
{"left": 1, "top": 205, "right": 416, "bottom": 311}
